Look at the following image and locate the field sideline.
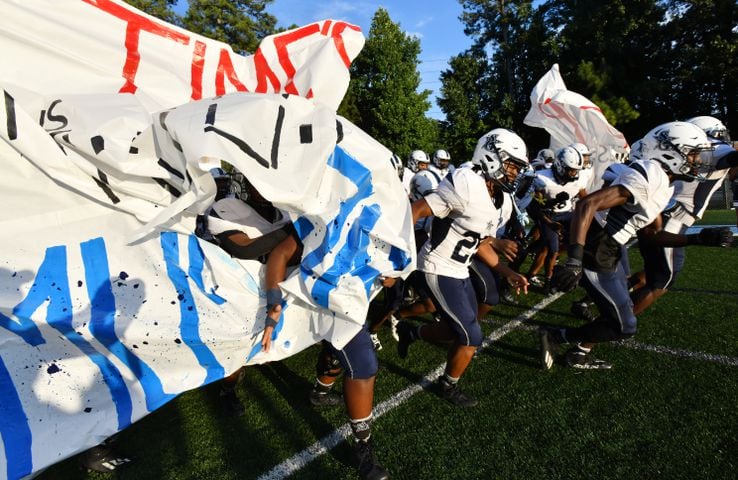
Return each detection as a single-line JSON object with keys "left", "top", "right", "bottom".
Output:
{"left": 40, "top": 211, "right": 738, "bottom": 480}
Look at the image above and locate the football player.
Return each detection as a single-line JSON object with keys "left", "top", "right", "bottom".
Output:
{"left": 629, "top": 116, "right": 737, "bottom": 315}
{"left": 541, "top": 121, "right": 731, "bottom": 370}
{"left": 395, "top": 128, "right": 529, "bottom": 407}
{"left": 525, "top": 146, "right": 588, "bottom": 293}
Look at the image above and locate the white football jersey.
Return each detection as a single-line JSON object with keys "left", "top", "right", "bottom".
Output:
{"left": 207, "top": 197, "right": 289, "bottom": 237}
{"left": 532, "top": 169, "right": 583, "bottom": 213}
{"left": 428, "top": 164, "right": 449, "bottom": 182}
{"left": 401, "top": 169, "right": 413, "bottom": 196}
{"left": 409, "top": 169, "right": 442, "bottom": 201}
{"left": 669, "top": 141, "right": 737, "bottom": 226}
{"left": 418, "top": 167, "right": 499, "bottom": 279}
{"left": 595, "top": 159, "right": 673, "bottom": 245}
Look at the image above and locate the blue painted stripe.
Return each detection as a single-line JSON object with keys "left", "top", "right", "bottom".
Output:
{"left": 0, "top": 309, "right": 45, "bottom": 347}
{"left": 245, "top": 302, "right": 287, "bottom": 363}
{"left": 293, "top": 216, "right": 315, "bottom": 241}
{"left": 301, "top": 146, "right": 396, "bottom": 307}
{"left": 389, "top": 245, "right": 412, "bottom": 271}
{"left": 311, "top": 204, "right": 382, "bottom": 307}
{"left": 36, "top": 245, "right": 134, "bottom": 429}
{"left": 161, "top": 232, "right": 224, "bottom": 385}
{"left": 186, "top": 235, "right": 226, "bottom": 305}
{"left": 0, "top": 354, "right": 32, "bottom": 480}
{"left": 300, "top": 147, "right": 374, "bottom": 277}
{"left": 81, "top": 238, "right": 172, "bottom": 414}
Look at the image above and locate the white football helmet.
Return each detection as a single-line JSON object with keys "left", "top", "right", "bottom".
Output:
{"left": 471, "top": 128, "right": 529, "bottom": 192}
{"left": 553, "top": 146, "right": 584, "bottom": 184}
{"left": 407, "top": 150, "right": 429, "bottom": 173}
{"left": 640, "top": 121, "right": 713, "bottom": 181}
{"left": 389, "top": 153, "right": 404, "bottom": 180}
{"left": 570, "top": 142, "right": 592, "bottom": 169}
{"left": 686, "top": 116, "right": 731, "bottom": 142}
{"left": 536, "top": 148, "right": 555, "bottom": 162}
{"left": 432, "top": 149, "right": 451, "bottom": 169}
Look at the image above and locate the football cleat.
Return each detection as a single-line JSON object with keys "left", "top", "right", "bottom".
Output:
{"left": 437, "top": 380, "right": 478, "bottom": 408}
{"left": 528, "top": 275, "right": 545, "bottom": 288}
{"left": 570, "top": 301, "right": 598, "bottom": 321}
{"left": 565, "top": 349, "right": 612, "bottom": 370}
{"left": 309, "top": 388, "right": 342, "bottom": 407}
{"left": 352, "top": 438, "right": 389, "bottom": 480}
{"left": 501, "top": 290, "right": 520, "bottom": 305}
{"left": 538, "top": 327, "right": 561, "bottom": 370}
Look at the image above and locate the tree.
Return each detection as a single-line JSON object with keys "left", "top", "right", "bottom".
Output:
{"left": 126, "top": 0, "right": 181, "bottom": 25}
{"left": 338, "top": 8, "right": 437, "bottom": 158}
{"left": 182, "top": 0, "right": 278, "bottom": 55}
{"left": 437, "top": 51, "right": 490, "bottom": 161}
{"left": 662, "top": 0, "right": 738, "bottom": 132}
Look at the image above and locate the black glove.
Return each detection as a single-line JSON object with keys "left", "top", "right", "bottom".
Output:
{"left": 688, "top": 227, "right": 733, "bottom": 247}
{"left": 550, "top": 257, "right": 583, "bottom": 293}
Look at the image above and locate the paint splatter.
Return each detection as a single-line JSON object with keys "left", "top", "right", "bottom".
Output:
{"left": 47, "top": 363, "right": 61, "bottom": 375}
{"left": 119, "top": 271, "right": 129, "bottom": 280}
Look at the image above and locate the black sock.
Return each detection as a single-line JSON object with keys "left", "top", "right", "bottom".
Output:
{"left": 350, "top": 414, "right": 373, "bottom": 442}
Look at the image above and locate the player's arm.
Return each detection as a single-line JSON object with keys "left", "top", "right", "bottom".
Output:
{"left": 411, "top": 198, "right": 433, "bottom": 224}
{"left": 476, "top": 241, "right": 528, "bottom": 294}
{"left": 261, "top": 233, "right": 301, "bottom": 352}
{"left": 569, "top": 185, "right": 631, "bottom": 251}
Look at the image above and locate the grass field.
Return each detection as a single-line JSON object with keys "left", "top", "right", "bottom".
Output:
{"left": 39, "top": 211, "right": 738, "bottom": 480}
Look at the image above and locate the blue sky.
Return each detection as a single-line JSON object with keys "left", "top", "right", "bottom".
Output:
{"left": 172, "top": 1, "right": 473, "bottom": 119}
{"left": 266, "top": 1, "right": 472, "bottom": 119}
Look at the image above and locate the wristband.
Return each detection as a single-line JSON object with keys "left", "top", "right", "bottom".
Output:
{"left": 264, "top": 316, "right": 279, "bottom": 328}
{"left": 567, "top": 243, "right": 584, "bottom": 262}
{"left": 266, "top": 288, "right": 283, "bottom": 310}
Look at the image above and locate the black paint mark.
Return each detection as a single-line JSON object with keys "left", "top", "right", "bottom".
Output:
{"left": 119, "top": 271, "right": 129, "bottom": 280}
{"left": 47, "top": 363, "right": 60, "bottom": 375}
{"left": 299, "top": 124, "right": 313, "bottom": 144}
{"left": 46, "top": 100, "right": 68, "bottom": 129}
{"left": 336, "top": 120, "right": 344, "bottom": 143}
{"left": 177, "top": 294, "right": 184, "bottom": 301}
{"left": 93, "top": 169, "right": 121, "bottom": 204}
{"left": 153, "top": 178, "right": 182, "bottom": 198}
{"left": 133, "top": 283, "right": 140, "bottom": 289}
{"left": 157, "top": 159, "right": 185, "bottom": 180}
{"left": 129, "top": 146, "right": 138, "bottom": 154}
{"left": 205, "top": 103, "right": 217, "bottom": 125}
{"left": 204, "top": 125, "right": 269, "bottom": 168}
{"left": 282, "top": 93, "right": 290, "bottom": 99}
{"left": 174, "top": 338, "right": 182, "bottom": 344}
{"left": 84, "top": 407, "right": 92, "bottom": 413}
{"left": 4, "top": 90, "right": 17, "bottom": 140}
{"left": 271, "top": 105, "right": 285, "bottom": 168}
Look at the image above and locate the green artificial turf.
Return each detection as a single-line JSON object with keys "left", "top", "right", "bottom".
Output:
{"left": 38, "top": 211, "right": 738, "bottom": 480}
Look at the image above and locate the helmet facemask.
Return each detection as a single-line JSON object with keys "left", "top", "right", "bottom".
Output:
{"left": 653, "top": 129, "right": 712, "bottom": 182}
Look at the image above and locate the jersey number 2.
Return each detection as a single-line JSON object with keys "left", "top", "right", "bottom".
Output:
{"left": 451, "top": 231, "right": 481, "bottom": 263}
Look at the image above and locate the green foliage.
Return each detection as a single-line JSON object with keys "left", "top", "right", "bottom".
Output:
{"left": 125, "top": 0, "right": 181, "bottom": 25}
{"left": 182, "top": 0, "right": 278, "bottom": 55}
{"left": 437, "top": 51, "right": 490, "bottom": 161}
{"left": 340, "top": 8, "right": 438, "bottom": 158}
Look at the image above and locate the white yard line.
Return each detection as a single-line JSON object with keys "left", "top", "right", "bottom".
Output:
{"left": 256, "top": 293, "right": 563, "bottom": 480}
{"left": 616, "top": 339, "right": 738, "bottom": 367}
{"left": 258, "top": 290, "right": 737, "bottom": 479}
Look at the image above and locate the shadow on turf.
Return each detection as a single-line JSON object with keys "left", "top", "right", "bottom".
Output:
{"left": 480, "top": 339, "right": 540, "bottom": 369}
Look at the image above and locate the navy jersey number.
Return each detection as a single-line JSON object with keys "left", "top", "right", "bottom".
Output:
{"left": 451, "top": 231, "right": 481, "bottom": 263}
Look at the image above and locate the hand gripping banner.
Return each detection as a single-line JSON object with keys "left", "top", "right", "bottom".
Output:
{"left": 0, "top": 1, "right": 415, "bottom": 478}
